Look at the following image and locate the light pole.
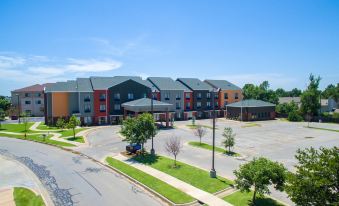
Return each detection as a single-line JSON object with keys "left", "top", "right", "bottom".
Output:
{"left": 16, "top": 94, "right": 21, "bottom": 123}
{"left": 150, "top": 90, "right": 155, "bottom": 156}
{"left": 210, "top": 88, "right": 220, "bottom": 178}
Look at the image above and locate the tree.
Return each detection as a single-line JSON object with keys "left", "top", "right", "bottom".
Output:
{"left": 222, "top": 127, "right": 235, "bottom": 154}
{"left": 193, "top": 125, "right": 206, "bottom": 145}
{"left": 287, "top": 110, "right": 303, "bottom": 122}
{"left": 300, "top": 74, "right": 321, "bottom": 118}
{"left": 234, "top": 157, "right": 287, "bottom": 204}
{"left": 322, "top": 83, "right": 339, "bottom": 102}
{"left": 242, "top": 81, "right": 278, "bottom": 104}
{"left": 275, "top": 88, "right": 287, "bottom": 97}
{"left": 165, "top": 136, "right": 182, "bottom": 167}
{"left": 290, "top": 88, "right": 302, "bottom": 97}
{"left": 21, "top": 112, "right": 29, "bottom": 138}
{"left": 0, "top": 96, "right": 11, "bottom": 112}
{"left": 121, "top": 113, "right": 157, "bottom": 151}
{"left": 243, "top": 84, "right": 260, "bottom": 99}
{"left": 0, "top": 108, "right": 5, "bottom": 121}
{"left": 56, "top": 117, "right": 66, "bottom": 130}
{"left": 285, "top": 147, "right": 339, "bottom": 206}
{"left": 67, "top": 115, "right": 80, "bottom": 139}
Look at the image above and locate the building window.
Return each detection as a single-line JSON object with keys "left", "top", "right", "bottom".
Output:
{"left": 185, "top": 93, "right": 190, "bottom": 100}
{"left": 25, "top": 93, "right": 30, "bottom": 97}
{"left": 176, "top": 102, "right": 181, "bottom": 110}
{"left": 99, "top": 94, "right": 106, "bottom": 101}
{"left": 25, "top": 100, "right": 31, "bottom": 105}
{"left": 114, "top": 93, "right": 120, "bottom": 100}
{"left": 99, "top": 104, "right": 106, "bottom": 112}
{"left": 114, "top": 104, "right": 121, "bottom": 110}
{"left": 128, "top": 93, "right": 134, "bottom": 100}
{"left": 84, "top": 117, "right": 92, "bottom": 124}
{"left": 207, "top": 101, "right": 211, "bottom": 108}
{"left": 215, "top": 93, "right": 219, "bottom": 99}
{"left": 235, "top": 93, "right": 239, "bottom": 99}
{"left": 35, "top": 93, "right": 41, "bottom": 97}
{"left": 206, "top": 93, "right": 211, "bottom": 99}
{"left": 197, "top": 102, "right": 201, "bottom": 108}
{"left": 84, "top": 104, "right": 91, "bottom": 113}
{"left": 224, "top": 101, "right": 228, "bottom": 107}
{"left": 176, "top": 93, "right": 181, "bottom": 100}
{"left": 84, "top": 95, "right": 91, "bottom": 102}
{"left": 215, "top": 101, "right": 219, "bottom": 108}
{"left": 164, "top": 93, "right": 170, "bottom": 100}
{"left": 186, "top": 102, "right": 190, "bottom": 110}
{"left": 224, "top": 93, "right": 228, "bottom": 99}
{"left": 197, "top": 93, "right": 202, "bottom": 99}
{"left": 35, "top": 100, "right": 41, "bottom": 104}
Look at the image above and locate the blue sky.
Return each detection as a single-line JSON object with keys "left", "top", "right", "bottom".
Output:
{"left": 0, "top": 0, "right": 338, "bottom": 95}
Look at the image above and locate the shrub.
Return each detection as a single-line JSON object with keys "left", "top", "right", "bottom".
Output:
{"left": 288, "top": 110, "right": 303, "bottom": 122}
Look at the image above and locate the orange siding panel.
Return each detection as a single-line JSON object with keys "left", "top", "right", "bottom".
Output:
{"left": 52, "top": 93, "right": 69, "bottom": 117}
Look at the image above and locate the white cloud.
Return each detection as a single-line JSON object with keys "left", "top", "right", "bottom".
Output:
{"left": 0, "top": 54, "right": 123, "bottom": 86}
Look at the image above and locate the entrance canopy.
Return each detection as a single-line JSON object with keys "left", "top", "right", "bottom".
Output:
{"left": 122, "top": 98, "right": 173, "bottom": 113}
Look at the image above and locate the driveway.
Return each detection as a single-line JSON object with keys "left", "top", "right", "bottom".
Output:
{"left": 0, "top": 137, "right": 163, "bottom": 206}
{"left": 77, "top": 119, "right": 339, "bottom": 205}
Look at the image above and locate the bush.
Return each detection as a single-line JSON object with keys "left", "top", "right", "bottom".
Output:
{"left": 288, "top": 110, "right": 303, "bottom": 122}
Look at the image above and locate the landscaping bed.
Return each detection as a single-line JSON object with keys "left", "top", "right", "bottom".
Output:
{"left": 133, "top": 154, "right": 233, "bottom": 193}
{"left": 186, "top": 124, "right": 215, "bottom": 129}
{"left": 223, "top": 191, "right": 284, "bottom": 206}
{"left": 13, "top": 187, "right": 45, "bottom": 206}
{"left": 188, "top": 141, "right": 240, "bottom": 156}
{"left": 66, "top": 136, "right": 85, "bottom": 143}
{"left": 105, "top": 157, "right": 195, "bottom": 204}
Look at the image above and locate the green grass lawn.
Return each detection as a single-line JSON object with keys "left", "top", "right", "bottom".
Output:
{"left": 66, "top": 136, "right": 85, "bottom": 143}
{"left": 188, "top": 141, "right": 240, "bottom": 156}
{"left": 36, "top": 123, "right": 59, "bottom": 130}
{"left": 59, "top": 128, "right": 87, "bottom": 137}
{"left": 241, "top": 123, "right": 261, "bottom": 128}
{"left": 133, "top": 154, "right": 233, "bottom": 193}
{"left": 0, "top": 123, "right": 38, "bottom": 133}
{"left": 223, "top": 191, "right": 284, "bottom": 206}
{"left": 0, "top": 133, "right": 75, "bottom": 147}
{"left": 13, "top": 187, "right": 45, "bottom": 206}
{"left": 304, "top": 126, "right": 339, "bottom": 132}
{"left": 106, "top": 157, "right": 194, "bottom": 204}
{"left": 186, "top": 124, "right": 216, "bottom": 130}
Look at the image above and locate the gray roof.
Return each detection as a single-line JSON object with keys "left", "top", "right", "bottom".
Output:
{"left": 77, "top": 78, "right": 93, "bottom": 92}
{"left": 176, "top": 78, "right": 212, "bottom": 91}
{"left": 226, "top": 99, "right": 276, "bottom": 107}
{"left": 45, "top": 80, "right": 78, "bottom": 92}
{"left": 148, "top": 77, "right": 190, "bottom": 91}
{"left": 90, "top": 76, "right": 158, "bottom": 91}
{"left": 204, "top": 80, "right": 241, "bottom": 91}
{"left": 278, "top": 97, "right": 301, "bottom": 104}
{"left": 121, "top": 98, "right": 173, "bottom": 112}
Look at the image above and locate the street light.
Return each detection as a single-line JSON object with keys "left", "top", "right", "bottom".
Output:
{"left": 16, "top": 94, "right": 21, "bottom": 123}
{"left": 210, "top": 87, "right": 220, "bottom": 178}
{"left": 150, "top": 89, "right": 156, "bottom": 156}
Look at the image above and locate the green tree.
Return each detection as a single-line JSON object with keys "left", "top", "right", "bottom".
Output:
{"left": 121, "top": 113, "right": 157, "bottom": 151}
{"left": 300, "top": 74, "right": 321, "bottom": 118}
{"left": 242, "top": 81, "right": 278, "bottom": 104}
{"left": 56, "top": 117, "right": 66, "bottom": 130}
{"left": 290, "top": 88, "right": 302, "bottom": 97}
{"left": 275, "top": 88, "right": 287, "bottom": 97}
{"left": 0, "top": 96, "right": 11, "bottom": 112}
{"left": 234, "top": 157, "right": 287, "bottom": 204}
{"left": 287, "top": 110, "right": 303, "bottom": 122}
{"left": 285, "top": 147, "right": 339, "bottom": 206}
{"left": 21, "top": 112, "right": 29, "bottom": 138}
{"left": 243, "top": 84, "right": 260, "bottom": 99}
{"left": 322, "top": 83, "right": 339, "bottom": 102}
{"left": 0, "top": 108, "right": 5, "bottom": 121}
{"left": 222, "top": 127, "right": 235, "bottom": 154}
{"left": 67, "top": 115, "right": 80, "bottom": 139}
{"left": 276, "top": 101, "right": 299, "bottom": 115}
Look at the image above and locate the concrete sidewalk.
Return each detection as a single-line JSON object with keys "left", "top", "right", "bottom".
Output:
{"left": 0, "top": 188, "right": 15, "bottom": 206}
{"left": 114, "top": 154, "right": 232, "bottom": 206}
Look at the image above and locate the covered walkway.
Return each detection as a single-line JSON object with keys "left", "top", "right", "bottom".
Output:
{"left": 121, "top": 98, "right": 174, "bottom": 127}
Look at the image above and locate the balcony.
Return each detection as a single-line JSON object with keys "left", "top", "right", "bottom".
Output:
{"left": 99, "top": 98, "right": 106, "bottom": 101}
{"left": 84, "top": 109, "right": 91, "bottom": 113}
{"left": 185, "top": 97, "right": 190, "bottom": 100}
{"left": 165, "top": 97, "right": 170, "bottom": 100}
{"left": 114, "top": 98, "right": 120, "bottom": 101}
{"left": 185, "top": 107, "right": 191, "bottom": 110}
{"left": 99, "top": 110, "right": 106, "bottom": 112}
{"left": 176, "top": 97, "right": 181, "bottom": 100}
{"left": 176, "top": 107, "right": 181, "bottom": 110}
{"left": 84, "top": 98, "right": 91, "bottom": 102}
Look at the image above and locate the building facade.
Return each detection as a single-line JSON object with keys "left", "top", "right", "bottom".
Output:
{"left": 11, "top": 84, "right": 51, "bottom": 117}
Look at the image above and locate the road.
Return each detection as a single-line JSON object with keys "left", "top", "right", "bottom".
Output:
{"left": 0, "top": 137, "right": 163, "bottom": 206}
{"left": 77, "top": 119, "right": 339, "bottom": 205}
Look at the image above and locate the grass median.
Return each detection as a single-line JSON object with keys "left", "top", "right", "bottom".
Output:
{"left": 188, "top": 141, "right": 240, "bottom": 156}
{"left": 186, "top": 124, "right": 216, "bottom": 129}
{"left": 13, "top": 187, "right": 45, "bottom": 206}
{"left": 66, "top": 136, "right": 85, "bottom": 143}
{"left": 0, "top": 123, "right": 39, "bottom": 133}
{"left": 105, "top": 157, "right": 195, "bottom": 204}
{"left": 133, "top": 154, "right": 233, "bottom": 193}
{"left": 0, "top": 133, "right": 75, "bottom": 147}
{"left": 223, "top": 191, "right": 284, "bottom": 206}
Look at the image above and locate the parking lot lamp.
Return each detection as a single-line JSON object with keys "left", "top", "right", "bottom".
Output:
{"left": 150, "top": 89, "right": 156, "bottom": 156}
{"left": 210, "top": 88, "right": 220, "bottom": 178}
